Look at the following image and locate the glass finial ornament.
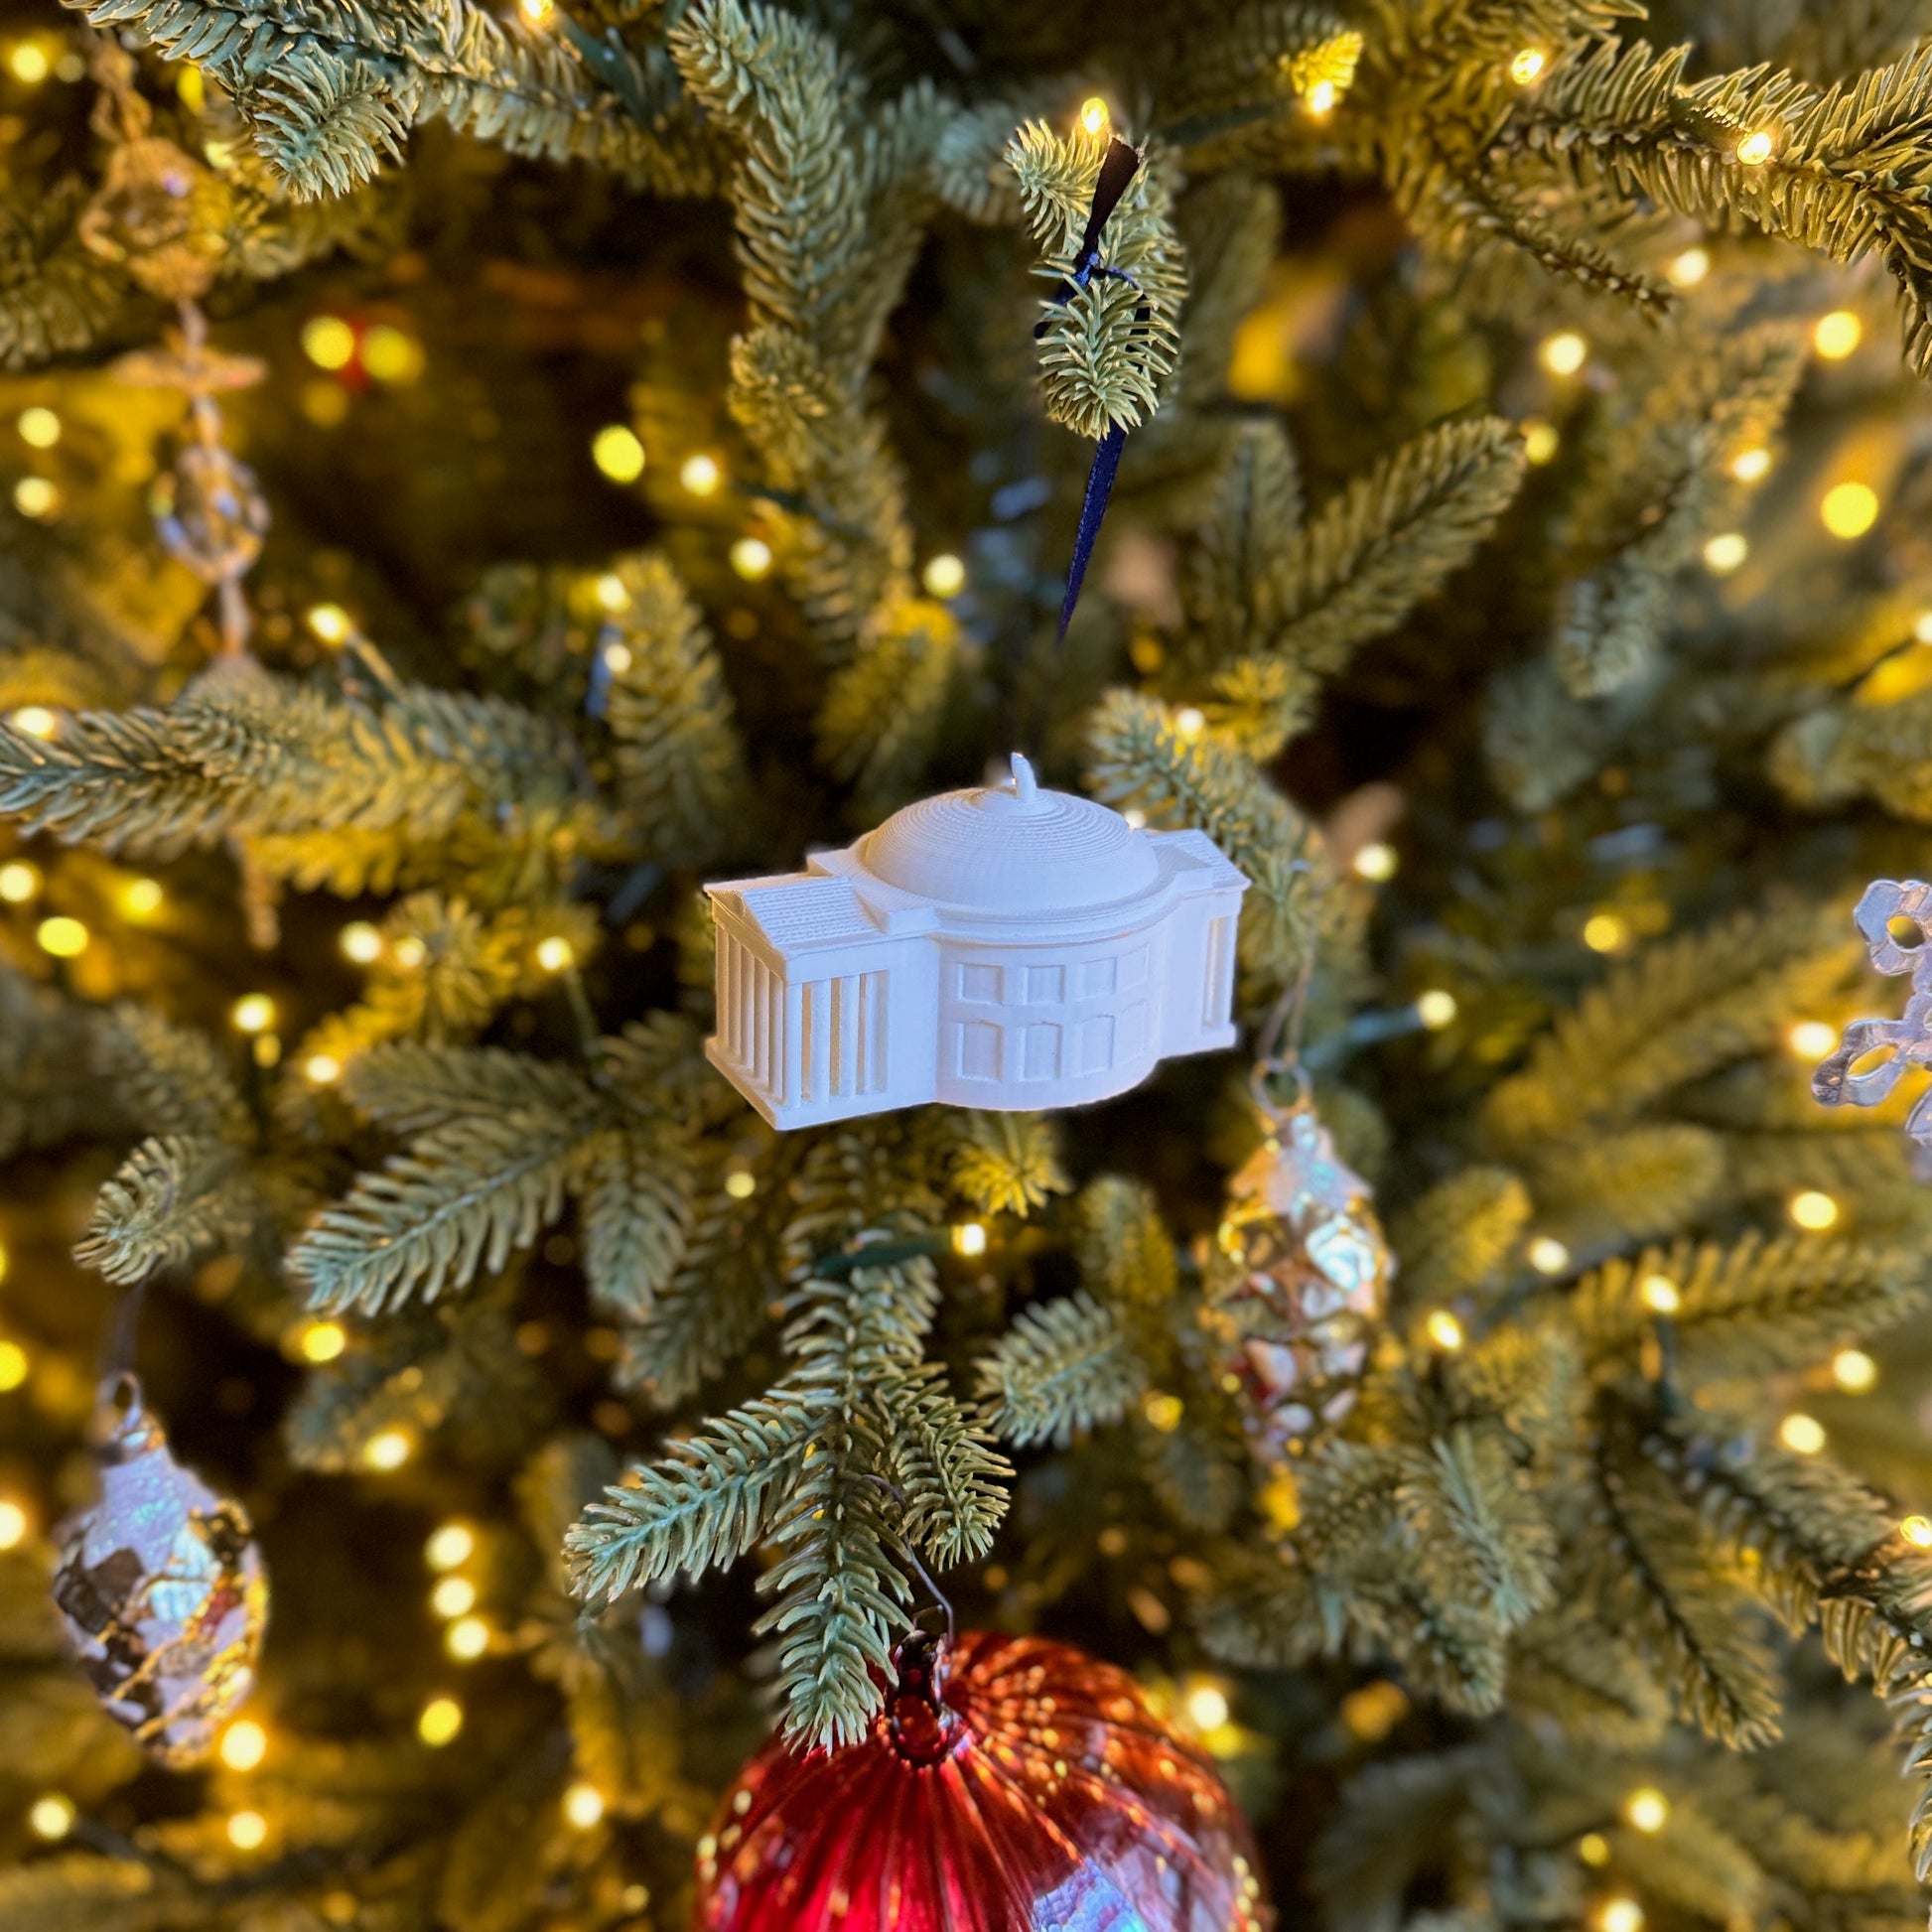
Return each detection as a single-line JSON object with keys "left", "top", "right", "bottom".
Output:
{"left": 1813, "top": 880, "right": 1932, "bottom": 1146}
{"left": 1206, "top": 1098, "right": 1392, "bottom": 1459}
{"left": 705, "top": 754, "right": 1247, "bottom": 1127}
{"left": 52, "top": 1376, "right": 268, "bottom": 1768}
{"left": 694, "top": 1627, "right": 1270, "bottom": 1932}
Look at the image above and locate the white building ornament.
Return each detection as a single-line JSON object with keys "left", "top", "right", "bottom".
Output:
{"left": 704, "top": 756, "right": 1250, "bottom": 1128}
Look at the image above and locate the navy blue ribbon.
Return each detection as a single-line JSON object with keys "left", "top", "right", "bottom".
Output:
{"left": 1035, "top": 136, "right": 1150, "bottom": 641}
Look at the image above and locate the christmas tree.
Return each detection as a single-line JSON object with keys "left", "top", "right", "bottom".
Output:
{"left": 9, "top": 0, "right": 1932, "bottom": 1924}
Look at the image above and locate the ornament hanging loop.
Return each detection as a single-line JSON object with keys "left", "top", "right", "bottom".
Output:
{"left": 1249, "top": 882, "right": 1316, "bottom": 1127}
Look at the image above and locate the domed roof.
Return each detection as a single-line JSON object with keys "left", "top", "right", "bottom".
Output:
{"left": 858, "top": 755, "right": 1159, "bottom": 913}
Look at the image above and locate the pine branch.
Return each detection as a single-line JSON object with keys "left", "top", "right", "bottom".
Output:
{"left": 1590, "top": 1437, "right": 1784, "bottom": 1748}
{"left": 1483, "top": 906, "right": 1857, "bottom": 1146}
{"left": 976, "top": 1293, "right": 1146, "bottom": 1448}
{"left": 1266, "top": 418, "right": 1527, "bottom": 680}
{"left": 947, "top": 1111, "right": 1069, "bottom": 1218}
{"left": 1573, "top": 1234, "right": 1926, "bottom": 1375}
{"left": 565, "top": 1392, "right": 820, "bottom": 1604}
{"left": 73, "top": 1134, "right": 255, "bottom": 1286}
{"left": 1085, "top": 687, "right": 1323, "bottom": 984}
{"left": 1498, "top": 37, "right": 1932, "bottom": 375}
{"left": 1389, "top": 1167, "right": 1532, "bottom": 1306}
{"left": 69, "top": 0, "right": 708, "bottom": 199}
{"left": 293, "top": 1107, "right": 597, "bottom": 1315}
{"left": 0, "top": 181, "right": 135, "bottom": 370}
{"left": 92, "top": 1004, "right": 252, "bottom": 1145}
{"left": 1076, "top": 1174, "right": 1179, "bottom": 1308}
{"left": 601, "top": 551, "right": 751, "bottom": 865}
{"left": 1401, "top": 1426, "right": 1558, "bottom": 1632}
{"left": 619, "top": 1140, "right": 797, "bottom": 1411}
{"left": 1009, "top": 119, "right": 1186, "bottom": 439}
{"left": 579, "top": 1120, "right": 694, "bottom": 1320}
{"left": 815, "top": 594, "right": 961, "bottom": 815}
{"left": 882, "top": 1365, "right": 1011, "bottom": 1564}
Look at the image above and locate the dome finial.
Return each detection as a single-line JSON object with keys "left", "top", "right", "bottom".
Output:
{"left": 1010, "top": 752, "right": 1038, "bottom": 808}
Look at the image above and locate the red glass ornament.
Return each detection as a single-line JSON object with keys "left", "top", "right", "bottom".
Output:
{"left": 694, "top": 1629, "right": 1270, "bottom": 1932}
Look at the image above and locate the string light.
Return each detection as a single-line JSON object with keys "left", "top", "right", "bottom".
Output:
{"left": 730, "top": 537, "right": 773, "bottom": 581}
{"left": 362, "top": 1429, "right": 412, "bottom": 1471}
{"left": 1182, "top": 1679, "right": 1231, "bottom": 1731}
{"left": 1814, "top": 311, "right": 1862, "bottom": 359}
{"left": 1917, "top": 611, "right": 1932, "bottom": 645}
{"left": 1509, "top": 48, "right": 1546, "bottom": 84}
{"left": 0, "top": 861, "right": 40, "bottom": 901}
{"left": 1174, "top": 707, "right": 1206, "bottom": 740}
{"left": 1079, "top": 96, "right": 1109, "bottom": 136}
{"left": 37, "top": 915, "right": 87, "bottom": 958}
{"left": 563, "top": 1782, "right": 607, "bottom": 1829}
{"left": 390, "top": 936, "right": 427, "bottom": 970}
{"left": 1821, "top": 481, "right": 1879, "bottom": 540}
{"left": 360, "top": 326, "right": 423, "bottom": 385}
{"left": 1416, "top": 989, "right": 1457, "bottom": 1030}
{"left": 1788, "top": 1025, "right": 1838, "bottom": 1072}
{"left": 226, "top": 1810, "right": 268, "bottom": 1851}
{"left": 1528, "top": 1236, "right": 1571, "bottom": 1275}
{"left": 1425, "top": 1310, "right": 1464, "bottom": 1350}
{"left": 0, "top": 1498, "right": 28, "bottom": 1549}
{"left": 220, "top": 1720, "right": 267, "bottom": 1771}
{"left": 301, "top": 316, "right": 356, "bottom": 371}
{"left": 1624, "top": 1787, "right": 1669, "bottom": 1832}
{"left": 1735, "top": 130, "right": 1774, "bottom": 166}
{"left": 1578, "top": 1833, "right": 1610, "bottom": 1867}
{"left": 29, "top": 1793, "right": 74, "bottom": 1840}
{"left": 304, "top": 1053, "right": 343, "bottom": 1086}
{"left": 922, "top": 553, "right": 966, "bottom": 598}
{"left": 602, "top": 641, "right": 633, "bottom": 675}
{"left": 9, "top": 42, "right": 51, "bottom": 83}
{"left": 594, "top": 572, "right": 629, "bottom": 613}
{"left": 446, "top": 1615, "right": 490, "bottom": 1661}
{"left": 952, "top": 1221, "right": 988, "bottom": 1258}
{"left": 0, "top": 1338, "right": 26, "bottom": 1390}
{"left": 13, "top": 479, "right": 58, "bottom": 520}
{"left": 1143, "top": 1392, "right": 1184, "bottom": 1433}
{"left": 1639, "top": 1274, "right": 1681, "bottom": 1314}
{"left": 1789, "top": 1189, "right": 1840, "bottom": 1231}
{"left": 419, "top": 1696, "right": 464, "bottom": 1745}
{"left": 426, "top": 1523, "right": 476, "bottom": 1571}
{"left": 340, "top": 920, "right": 383, "bottom": 964}
{"left": 10, "top": 706, "right": 56, "bottom": 738}
{"left": 1703, "top": 532, "right": 1748, "bottom": 574}
{"left": 300, "top": 1321, "right": 346, "bottom": 1363}
{"left": 231, "top": 993, "right": 276, "bottom": 1035}
{"left": 1779, "top": 1413, "right": 1827, "bottom": 1454}
{"left": 520, "top": 0, "right": 555, "bottom": 19}
{"left": 1833, "top": 1348, "right": 1877, "bottom": 1393}
{"left": 431, "top": 1576, "right": 478, "bottom": 1619}
{"left": 679, "top": 453, "right": 722, "bottom": 495}
{"left": 723, "top": 1169, "right": 757, "bottom": 1199}
{"left": 16, "top": 406, "right": 59, "bottom": 449}
{"left": 592, "top": 425, "right": 645, "bottom": 483}
{"left": 1729, "top": 446, "right": 1771, "bottom": 483}
{"left": 1667, "top": 246, "right": 1710, "bottom": 289}
{"left": 121, "top": 877, "right": 164, "bottom": 918}
{"left": 1901, "top": 1515, "right": 1932, "bottom": 1548}
{"left": 1598, "top": 1898, "right": 1644, "bottom": 1932}
{"left": 1522, "top": 419, "right": 1559, "bottom": 465}
{"left": 1353, "top": 841, "right": 1397, "bottom": 882}
{"left": 534, "top": 935, "right": 575, "bottom": 973}
{"left": 306, "top": 603, "right": 351, "bottom": 645}
{"left": 1583, "top": 911, "right": 1630, "bottom": 953}
{"left": 1539, "top": 331, "right": 1587, "bottom": 376}
{"left": 1305, "top": 78, "right": 1338, "bottom": 115}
